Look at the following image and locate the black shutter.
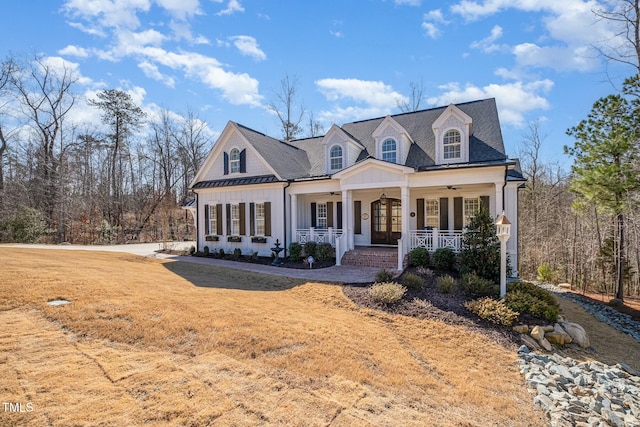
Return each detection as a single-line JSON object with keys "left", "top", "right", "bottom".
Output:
{"left": 226, "top": 204, "right": 231, "bottom": 235}
{"left": 264, "top": 202, "right": 271, "bottom": 236}
{"left": 311, "top": 202, "right": 317, "bottom": 227}
{"left": 239, "top": 203, "right": 246, "bottom": 235}
{"left": 250, "top": 203, "right": 255, "bottom": 235}
{"left": 216, "top": 204, "right": 223, "bottom": 235}
{"left": 239, "top": 149, "right": 246, "bottom": 173}
{"left": 327, "top": 201, "right": 333, "bottom": 228}
{"left": 204, "top": 205, "right": 210, "bottom": 235}
{"left": 416, "top": 198, "right": 425, "bottom": 230}
{"left": 354, "top": 201, "right": 362, "bottom": 234}
{"left": 454, "top": 197, "right": 463, "bottom": 230}
{"left": 480, "top": 195, "right": 490, "bottom": 213}
{"left": 439, "top": 197, "right": 449, "bottom": 230}
{"left": 336, "top": 202, "right": 343, "bottom": 229}
{"left": 223, "top": 152, "right": 229, "bottom": 175}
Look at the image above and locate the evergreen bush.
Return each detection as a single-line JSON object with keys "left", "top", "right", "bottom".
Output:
{"left": 289, "top": 242, "right": 303, "bottom": 261}
{"left": 459, "top": 208, "right": 500, "bottom": 282}
{"left": 432, "top": 247, "right": 456, "bottom": 271}
{"left": 465, "top": 297, "right": 519, "bottom": 326}
{"left": 375, "top": 268, "right": 394, "bottom": 283}
{"left": 436, "top": 275, "right": 457, "bottom": 294}
{"left": 409, "top": 247, "right": 430, "bottom": 268}
{"left": 402, "top": 273, "right": 424, "bottom": 290}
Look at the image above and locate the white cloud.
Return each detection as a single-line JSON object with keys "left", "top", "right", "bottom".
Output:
{"left": 450, "top": 0, "right": 613, "bottom": 72}
{"left": 155, "top": 0, "right": 201, "bottom": 20}
{"left": 422, "top": 23, "right": 440, "bottom": 39}
{"left": 63, "top": 0, "right": 151, "bottom": 31}
{"left": 426, "top": 79, "right": 554, "bottom": 126}
{"left": 216, "top": 0, "right": 244, "bottom": 16}
{"left": 229, "top": 36, "right": 266, "bottom": 61}
{"left": 138, "top": 61, "right": 176, "bottom": 87}
{"left": 40, "top": 56, "right": 94, "bottom": 86}
{"left": 58, "top": 45, "right": 91, "bottom": 58}
{"left": 470, "top": 25, "right": 505, "bottom": 53}
{"left": 315, "top": 78, "right": 408, "bottom": 123}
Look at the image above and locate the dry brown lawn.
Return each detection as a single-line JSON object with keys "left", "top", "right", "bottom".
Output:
{"left": 0, "top": 248, "right": 546, "bottom": 426}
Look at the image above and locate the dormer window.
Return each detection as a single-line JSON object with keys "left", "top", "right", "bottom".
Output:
{"left": 330, "top": 145, "right": 343, "bottom": 170}
{"left": 443, "top": 130, "right": 461, "bottom": 160}
{"left": 230, "top": 148, "right": 241, "bottom": 173}
{"left": 382, "top": 138, "right": 397, "bottom": 163}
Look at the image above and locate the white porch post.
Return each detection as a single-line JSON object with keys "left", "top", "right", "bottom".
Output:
{"left": 494, "top": 182, "right": 503, "bottom": 218}
{"left": 345, "top": 190, "right": 354, "bottom": 250}
{"left": 291, "top": 193, "right": 298, "bottom": 243}
{"left": 400, "top": 185, "right": 410, "bottom": 268}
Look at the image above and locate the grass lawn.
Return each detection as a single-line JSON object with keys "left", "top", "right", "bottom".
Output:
{"left": 0, "top": 249, "right": 546, "bottom": 426}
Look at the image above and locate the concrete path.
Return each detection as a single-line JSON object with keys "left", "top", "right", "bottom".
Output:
{"left": 1, "top": 242, "right": 380, "bottom": 284}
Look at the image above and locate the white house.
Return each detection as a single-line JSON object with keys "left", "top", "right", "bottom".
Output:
{"left": 187, "top": 98, "right": 525, "bottom": 271}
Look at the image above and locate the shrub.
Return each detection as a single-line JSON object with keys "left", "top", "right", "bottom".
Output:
{"left": 302, "top": 241, "right": 318, "bottom": 259}
{"left": 416, "top": 266, "right": 434, "bottom": 279}
{"left": 219, "top": 248, "right": 225, "bottom": 258}
{"left": 189, "top": 245, "right": 196, "bottom": 255}
{"left": 375, "top": 268, "right": 395, "bottom": 283}
{"left": 0, "top": 205, "right": 47, "bottom": 243}
{"left": 369, "top": 282, "right": 406, "bottom": 304}
{"left": 432, "top": 248, "right": 456, "bottom": 271}
{"left": 289, "top": 242, "right": 303, "bottom": 261}
{"left": 459, "top": 208, "right": 501, "bottom": 282}
{"left": 402, "top": 273, "right": 424, "bottom": 290}
{"left": 203, "top": 246, "right": 210, "bottom": 256}
{"left": 316, "top": 242, "right": 335, "bottom": 261}
{"left": 460, "top": 273, "right": 498, "bottom": 297}
{"left": 409, "top": 247, "right": 430, "bottom": 268}
{"left": 503, "top": 283, "right": 560, "bottom": 322}
{"left": 465, "top": 297, "right": 519, "bottom": 326}
{"left": 251, "top": 251, "right": 259, "bottom": 261}
{"left": 537, "top": 262, "right": 557, "bottom": 283}
{"left": 233, "top": 248, "right": 242, "bottom": 259}
{"left": 435, "top": 275, "right": 457, "bottom": 294}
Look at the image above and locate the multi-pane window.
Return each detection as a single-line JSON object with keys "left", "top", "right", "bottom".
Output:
{"left": 230, "top": 148, "right": 240, "bottom": 173}
{"left": 463, "top": 197, "right": 480, "bottom": 227}
{"left": 317, "top": 203, "right": 327, "bottom": 229}
{"left": 231, "top": 204, "right": 240, "bottom": 235}
{"left": 255, "top": 203, "right": 265, "bottom": 236}
{"left": 330, "top": 145, "right": 343, "bottom": 170}
{"left": 443, "top": 130, "right": 461, "bottom": 159}
{"left": 381, "top": 138, "right": 397, "bottom": 163}
{"left": 425, "top": 199, "right": 439, "bottom": 228}
{"left": 208, "top": 204, "right": 217, "bottom": 234}
{"left": 391, "top": 200, "right": 401, "bottom": 232}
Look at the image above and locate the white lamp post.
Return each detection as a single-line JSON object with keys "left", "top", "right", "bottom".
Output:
{"left": 495, "top": 212, "right": 511, "bottom": 298}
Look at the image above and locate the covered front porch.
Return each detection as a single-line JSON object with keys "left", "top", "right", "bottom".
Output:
{"left": 287, "top": 158, "right": 514, "bottom": 270}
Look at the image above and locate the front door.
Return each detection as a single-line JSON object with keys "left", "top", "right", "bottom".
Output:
{"left": 371, "top": 198, "right": 401, "bottom": 245}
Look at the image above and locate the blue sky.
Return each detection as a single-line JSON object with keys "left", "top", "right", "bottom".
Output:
{"left": 0, "top": 0, "right": 634, "bottom": 168}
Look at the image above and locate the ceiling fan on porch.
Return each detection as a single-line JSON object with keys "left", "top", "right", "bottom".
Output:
{"left": 446, "top": 185, "right": 459, "bottom": 190}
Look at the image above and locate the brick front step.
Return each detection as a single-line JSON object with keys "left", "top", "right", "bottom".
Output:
{"left": 341, "top": 248, "right": 403, "bottom": 269}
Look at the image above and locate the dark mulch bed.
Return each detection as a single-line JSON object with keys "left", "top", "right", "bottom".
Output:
{"left": 343, "top": 267, "right": 524, "bottom": 350}
{"left": 189, "top": 252, "right": 335, "bottom": 269}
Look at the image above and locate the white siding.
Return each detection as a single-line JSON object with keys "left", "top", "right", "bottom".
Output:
{"left": 203, "top": 132, "right": 273, "bottom": 181}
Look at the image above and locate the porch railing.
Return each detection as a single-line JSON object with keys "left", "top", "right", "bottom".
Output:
{"left": 409, "top": 229, "right": 464, "bottom": 252}
{"left": 295, "top": 227, "right": 343, "bottom": 247}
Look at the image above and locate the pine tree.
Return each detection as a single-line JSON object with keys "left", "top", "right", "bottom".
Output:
{"left": 565, "top": 76, "right": 640, "bottom": 302}
{"left": 459, "top": 208, "right": 501, "bottom": 283}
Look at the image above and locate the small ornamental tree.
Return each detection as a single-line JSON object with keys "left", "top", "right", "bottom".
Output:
{"left": 459, "top": 208, "right": 501, "bottom": 283}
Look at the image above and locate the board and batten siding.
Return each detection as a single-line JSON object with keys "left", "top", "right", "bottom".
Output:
{"left": 197, "top": 184, "right": 284, "bottom": 256}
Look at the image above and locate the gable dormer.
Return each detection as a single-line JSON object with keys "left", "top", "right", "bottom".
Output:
{"left": 321, "top": 124, "right": 364, "bottom": 174}
{"left": 372, "top": 116, "right": 413, "bottom": 165}
{"left": 432, "top": 104, "right": 472, "bottom": 165}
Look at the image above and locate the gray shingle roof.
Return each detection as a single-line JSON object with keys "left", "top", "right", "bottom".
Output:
{"left": 226, "top": 98, "right": 508, "bottom": 181}
{"left": 235, "top": 123, "right": 312, "bottom": 179}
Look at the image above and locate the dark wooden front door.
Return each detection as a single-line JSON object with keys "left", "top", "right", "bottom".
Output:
{"left": 371, "top": 198, "right": 401, "bottom": 245}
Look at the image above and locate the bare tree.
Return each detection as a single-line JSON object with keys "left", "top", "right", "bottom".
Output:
{"left": 268, "top": 74, "right": 305, "bottom": 141}
{"left": 398, "top": 78, "right": 426, "bottom": 113}
{"left": 0, "top": 56, "right": 17, "bottom": 200}
{"left": 592, "top": 0, "right": 640, "bottom": 74}
{"left": 11, "top": 54, "right": 77, "bottom": 230}
{"left": 306, "top": 111, "right": 324, "bottom": 137}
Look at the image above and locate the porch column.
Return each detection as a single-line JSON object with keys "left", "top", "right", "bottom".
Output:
{"left": 291, "top": 193, "right": 298, "bottom": 243}
{"left": 494, "top": 182, "right": 503, "bottom": 218}
{"left": 401, "top": 185, "right": 410, "bottom": 260}
{"left": 344, "top": 190, "right": 354, "bottom": 250}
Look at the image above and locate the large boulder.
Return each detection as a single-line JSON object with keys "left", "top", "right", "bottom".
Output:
{"left": 559, "top": 322, "right": 590, "bottom": 348}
